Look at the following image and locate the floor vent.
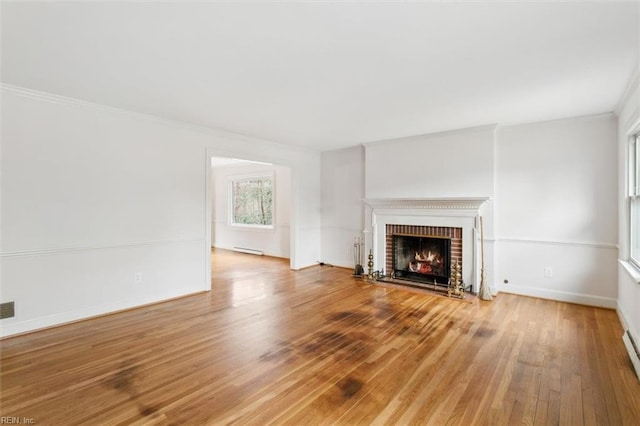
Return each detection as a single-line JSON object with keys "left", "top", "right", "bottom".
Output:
{"left": 623, "top": 330, "right": 640, "bottom": 381}
{"left": 232, "top": 247, "right": 264, "bottom": 256}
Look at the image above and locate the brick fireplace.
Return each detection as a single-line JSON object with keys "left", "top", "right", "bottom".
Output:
{"left": 364, "top": 198, "right": 489, "bottom": 293}
{"left": 386, "top": 224, "right": 462, "bottom": 285}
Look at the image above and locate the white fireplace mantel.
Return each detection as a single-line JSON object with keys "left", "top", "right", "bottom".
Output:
{"left": 364, "top": 197, "right": 490, "bottom": 211}
{"left": 363, "top": 197, "right": 490, "bottom": 291}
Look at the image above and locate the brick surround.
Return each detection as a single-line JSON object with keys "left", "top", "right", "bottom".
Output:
{"left": 385, "top": 224, "right": 463, "bottom": 278}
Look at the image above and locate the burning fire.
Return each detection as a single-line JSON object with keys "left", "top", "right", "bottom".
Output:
{"left": 408, "top": 250, "right": 443, "bottom": 274}
{"left": 415, "top": 251, "right": 436, "bottom": 262}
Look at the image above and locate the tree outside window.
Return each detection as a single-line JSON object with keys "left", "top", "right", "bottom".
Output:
{"left": 230, "top": 175, "right": 274, "bottom": 227}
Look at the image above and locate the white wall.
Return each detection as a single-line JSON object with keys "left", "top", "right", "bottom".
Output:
{"left": 365, "top": 125, "right": 496, "bottom": 199}
{"left": 617, "top": 66, "right": 640, "bottom": 344}
{"left": 362, "top": 125, "right": 497, "bottom": 291}
{"left": 291, "top": 156, "right": 322, "bottom": 269}
{"left": 212, "top": 163, "right": 291, "bottom": 258}
{"left": 0, "top": 85, "right": 321, "bottom": 337}
{"left": 495, "top": 114, "right": 619, "bottom": 307}
{"left": 321, "top": 146, "right": 365, "bottom": 268}
{"left": 319, "top": 116, "right": 619, "bottom": 306}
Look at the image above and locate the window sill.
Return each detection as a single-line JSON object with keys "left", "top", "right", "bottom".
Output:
{"left": 620, "top": 259, "right": 640, "bottom": 284}
{"left": 229, "top": 223, "right": 275, "bottom": 231}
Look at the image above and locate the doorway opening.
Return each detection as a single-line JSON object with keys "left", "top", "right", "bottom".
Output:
{"left": 207, "top": 155, "right": 293, "bottom": 289}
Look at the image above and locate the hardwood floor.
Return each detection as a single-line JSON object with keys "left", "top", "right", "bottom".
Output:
{"left": 1, "top": 249, "right": 639, "bottom": 425}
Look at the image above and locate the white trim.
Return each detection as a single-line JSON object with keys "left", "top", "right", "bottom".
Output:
{"left": 496, "top": 237, "right": 617, "bottom": 250}
{"left": 1, "top": 84, "right": 316, "bottom": 156}
{"left": 0, "top": 237, "right": 203, "bottom": 258}
{"left": 619, "top": 260, "right": 640, "bottom": 284}
{"left": 629, "top": 133, "right": 640, "bottom": 269}
{"left": 212, "top": 221, "right": 290, "bottom": 232}
{"left": 499, "top": 112, "right": 617, "bottom": 132}
{"left": 0, "top": 289, "right": 204, "bottom": 338}
{"left": 364, "top": 197, "right": 490, "bottom": 211}
{"left": 625, "top": 115, "right": 640, "bottom": 140}
{"left": 212, "top": 244, "right": 287, "bottom": 259}
{"left": 362, "top": 124, "right": 498, "bottom": 148}
{"left": 498, "top": 284, "right": 617, "bottom": 309}
{"left": 228, "top": 223, "right": 275, "bottom": 230}
{"left": 205, "top": 148, "right": 214, "bottom": 290}
{"left": 616, "top": 66, "right": 640, "bottom": 116}
{"left": 618, "top": 304, "right": 631, "bottom": 331}
{"left": 321, "top": 225, "right": 363, "bottom": 233}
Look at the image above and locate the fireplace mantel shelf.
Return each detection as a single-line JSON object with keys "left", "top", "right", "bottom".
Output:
{"left": 364, "top": 197, "right": 490, "bottom": 210}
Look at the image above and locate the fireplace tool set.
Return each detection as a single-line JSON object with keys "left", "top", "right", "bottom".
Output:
{"left": 447, "top": 259, "right": 465, "bottom": 299}
{"left": 354, "top": 243, "right": 466, "bottom": 299}
{"left": 366, "top": 250, "right": 387, "bottom": 281}
{"left": 354, "top": 239, "right": 384, "bottom": 279}
{"left": 352, "top": 237, "right": 365, "bottom": 277}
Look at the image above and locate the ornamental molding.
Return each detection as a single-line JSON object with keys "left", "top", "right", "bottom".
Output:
{"left": 364, "top": 197, "right": 490, "bottom": 211}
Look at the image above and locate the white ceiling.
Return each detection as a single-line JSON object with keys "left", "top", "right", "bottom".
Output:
{"left": 2, "top": 1, "right": 638, "bottom": 152}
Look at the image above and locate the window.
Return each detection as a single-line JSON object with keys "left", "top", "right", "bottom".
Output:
{"left": 631, "top": 135, "right": 640, "bottom": 268}
{"left": 229, "top": 174, "right": 274, "bottom": 227}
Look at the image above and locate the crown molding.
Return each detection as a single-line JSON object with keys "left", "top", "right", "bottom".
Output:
{"left": 615, "top": 66, "right": 640, "bottom": 116}
{"left": 361, "top": 124, "right": 498, "bottom": 148}
{"left": 0, "top": 83, "right": 319, "bottom": 155}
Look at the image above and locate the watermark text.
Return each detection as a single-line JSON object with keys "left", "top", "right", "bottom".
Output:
{"left": 0, "top": 417, "right": 36, "bottom": 424}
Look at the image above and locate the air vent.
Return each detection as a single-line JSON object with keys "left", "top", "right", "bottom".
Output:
{"left": 0, "top": 301, "right": 15, "bottom": 319}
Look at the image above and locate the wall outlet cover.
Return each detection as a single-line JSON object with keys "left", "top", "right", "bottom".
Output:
{"left": 0, "top": 301, "right": 15, "bottom": 319}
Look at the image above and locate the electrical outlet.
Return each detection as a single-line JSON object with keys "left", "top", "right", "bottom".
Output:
{"left": 134, "top": 272, "right": 143, "bottom": 283}
{"left": 544, "top": 267, "right": 553, "bottom": 278}
{"left": 0, "top": 301, "right": 15, "bottom": 319}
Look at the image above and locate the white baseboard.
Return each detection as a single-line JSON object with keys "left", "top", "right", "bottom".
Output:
{"left": 0, "top": 290, "right": 204, "bottom": 338}
{"left": 318, "top": 257, "right": 354, "bottom": 270}
{"left": 213, "top": 244, "right": 286, "bottom": 259}
{"left": 617, "top": 304, "right": 631, "bottom": 331}
{"left": 497, "top": 284, "right": 616, "bottom": 309}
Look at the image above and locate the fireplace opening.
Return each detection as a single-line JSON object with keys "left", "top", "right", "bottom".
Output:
{"left": 392, "top": 234, "right": 451, "bottom": 285}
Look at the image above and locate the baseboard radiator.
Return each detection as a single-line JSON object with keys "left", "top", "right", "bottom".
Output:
{"left": 232, "top": 247, "right": 264, "bottom": 256}
{"left": 623, "top": 330, "right": 640, "bottom": 381}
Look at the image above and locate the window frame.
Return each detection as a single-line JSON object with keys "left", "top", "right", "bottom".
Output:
{"left": 227, "top": 172, "right": 275, "bottom": 229}
{"left": 631, "top": 134, "right": 640, "bottom": 269}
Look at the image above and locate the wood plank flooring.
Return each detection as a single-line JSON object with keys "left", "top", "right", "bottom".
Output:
{"left": 1, "top": 249, "right": 639, "bottom": 425}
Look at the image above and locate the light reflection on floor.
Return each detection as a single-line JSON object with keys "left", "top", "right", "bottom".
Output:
{"left": 212, "top": 248, "right": 290, "bottom": 309}
{"left": 231, "top": 279, "right": 267, "bottom": 307}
